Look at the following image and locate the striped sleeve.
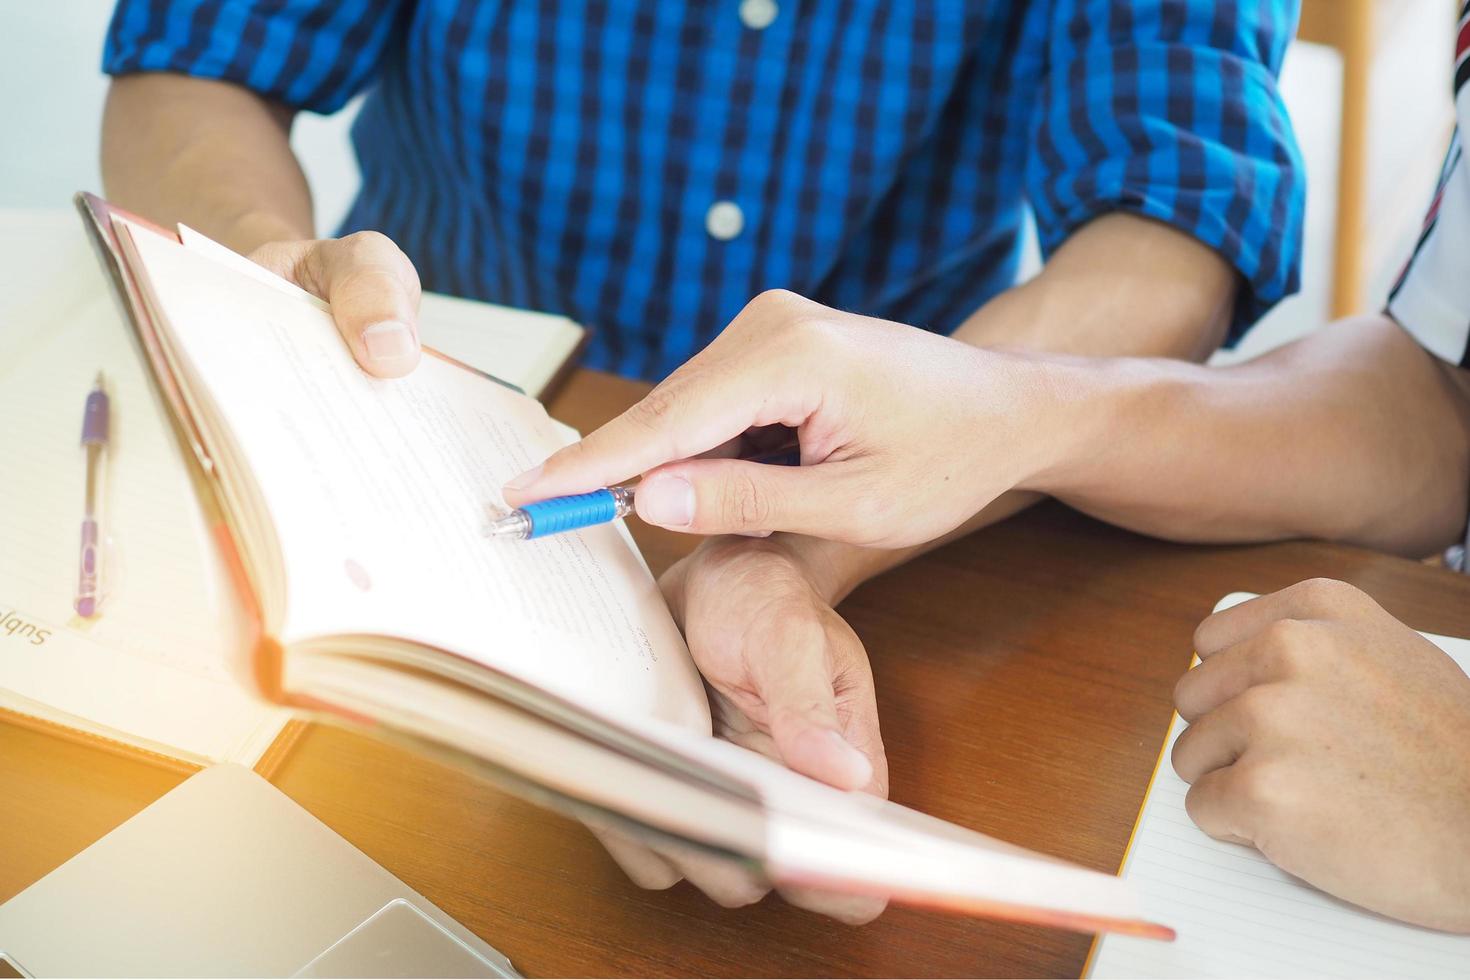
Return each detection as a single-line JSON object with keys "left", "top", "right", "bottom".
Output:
{"left": 1386, "top": 4, "right": 1470, "bottom": 368}
{"left": 102, "top": 0, "right": 407, "bottom": 114}
{"left": 1025, "top": 0, "right": 1306, "bottom": 334}
{"left": 1385, "top": 132, "right": 1470, "bottom": 366}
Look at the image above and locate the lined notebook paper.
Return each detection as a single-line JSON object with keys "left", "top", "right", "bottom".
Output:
{"left": 1089, "top": 593, "right": 1470, "bottom": 978}
{"left": 0, "top": 210, "right": 584, "bottom": 765}
{"left": 0, "top": 283, "right": 288, "bottom": 764}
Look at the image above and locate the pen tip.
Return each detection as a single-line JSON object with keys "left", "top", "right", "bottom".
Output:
{"left": 484, "top": 512, "right": 530, "bottom": 539}
{"left": 94, "top": 371, "right": 105, "bottom": 388}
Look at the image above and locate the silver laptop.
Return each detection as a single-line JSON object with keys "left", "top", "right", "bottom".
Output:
{"left": 0, "top": 764, "right": 518, "bottom": 978}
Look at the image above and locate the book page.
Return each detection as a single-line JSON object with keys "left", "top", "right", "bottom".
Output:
{"left": 126, "top": 226, "right": 709, "bottom": 734}
{"left": 0, "top": 227, "right": 288, "bottom": 764}
{"left": 175, "top": 227, "right": 584, "bottom": 398}
{"left": 1090, "top": 594, "right": 1470, "bottom": 978}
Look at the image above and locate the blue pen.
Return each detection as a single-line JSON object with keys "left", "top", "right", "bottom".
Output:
{"left": 485, "top": 487, "right": 635, "bottom": 540}
{"left": 488, "top": 444, "right": 801, "bottom": 541}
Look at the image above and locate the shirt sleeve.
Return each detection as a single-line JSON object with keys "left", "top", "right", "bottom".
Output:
{"left": 1025, "top": 0, "right": 1306, "bottom": 335}
{"left": 1385, "top": 130, "right": 1470, "bottom": 366}
{"left": 102, "top": 0, "right": 408, "bottom": 114}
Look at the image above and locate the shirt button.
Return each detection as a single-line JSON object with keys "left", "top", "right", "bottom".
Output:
{"left": 739, "top": 0, "right": 778, "bottom": 30}
{"left": 705, "top": 200, "right": 745, "bottom": 241}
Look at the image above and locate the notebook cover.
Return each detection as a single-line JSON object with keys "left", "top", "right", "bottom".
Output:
{"left": 533, "top": 324, "right": 591, "bottom": 403}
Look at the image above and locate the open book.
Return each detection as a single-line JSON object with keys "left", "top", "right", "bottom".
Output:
{"left": 75, "top": 193, "right": 1170, "bottom": 938}
{"left": 0, "top": 208, "right": 584, "bottom": 773}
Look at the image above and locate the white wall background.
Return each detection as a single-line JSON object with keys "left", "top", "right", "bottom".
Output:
{"left": 0, "top": 2, "right": 1455, "bottom": 358}
{"left": 0, "top": 0, "right": 362, "bottom": 234}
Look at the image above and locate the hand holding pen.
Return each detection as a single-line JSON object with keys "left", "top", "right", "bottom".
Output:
{"left": 486, "top": 438, "right": 799, "bottom": 540}
{"left": 500, "top": 291, "right": 1059, "bottom": 548}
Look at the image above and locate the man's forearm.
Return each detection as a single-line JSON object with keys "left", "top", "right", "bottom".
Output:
{"left": 1031, "top": 315, "right": 1470, "bottom": 558}
{"left": 951, "top": 212, "right": 1235, "bottom": 359}
{"left": 102, "top": 73, "right": 313, "bottom": 251}
{"left": 788, "top": 213, "right": 1238, "bottom": 602}
{"left": 793, "top": 314, "right": 1470, "bottom": 602}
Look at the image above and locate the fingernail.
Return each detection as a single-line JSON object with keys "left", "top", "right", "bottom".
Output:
{"left": 505, "top": 463, "right": 543, "bottom": 492}
{"left": 362, "top": 320, "right": 416, "bottom": 363}
{"left": 638, "top": 475, "right": 695, "bottom": 527}
{"left": 825, "top": 730, "right": 874, "bottom": 788}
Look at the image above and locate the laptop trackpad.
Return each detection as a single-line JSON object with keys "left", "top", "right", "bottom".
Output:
{"left": 294, "top": 900, "right": 508, "bottom": 978}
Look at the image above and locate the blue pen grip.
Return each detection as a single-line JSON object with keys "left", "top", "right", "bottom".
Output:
{"left": 522, "top": 489, "right": 618, "bottom": 538}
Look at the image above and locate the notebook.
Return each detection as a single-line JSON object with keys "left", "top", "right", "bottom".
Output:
{"left": 0, "top": 207, "right": 587, "bottom": 772}
{"left": 69, "top": 191, "right": 1172, "bottom": 938}
{"left": 1087, "top": 592, "right": 1470, "bottom": 978}
{"left": 0, "top": 284, "right": 294, "bottom": 770}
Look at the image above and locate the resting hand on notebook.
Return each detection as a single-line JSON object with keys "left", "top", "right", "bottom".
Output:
{"left": 592, "top": 535, "right": 890, "bottom": 924}
{"left": 1173, "top": 580, "right": 1470, "bottom": 933}
{"left": 502, "top": 289, "right": 1048, "bottom": 547}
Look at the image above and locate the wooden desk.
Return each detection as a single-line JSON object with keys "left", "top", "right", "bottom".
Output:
{"left": 6, "top": 368, "right": 1470, "bottom": 977}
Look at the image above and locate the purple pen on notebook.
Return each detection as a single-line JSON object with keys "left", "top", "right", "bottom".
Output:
{"left": 75, "top": 373, "right": 109, "bottom": 618}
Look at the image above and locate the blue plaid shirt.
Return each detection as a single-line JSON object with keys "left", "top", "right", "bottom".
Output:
{"left": 104, "top": 1, "right": 1303, "bottom": 381}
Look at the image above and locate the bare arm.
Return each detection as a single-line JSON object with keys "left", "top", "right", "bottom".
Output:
{"left": 101, "top": 73, "right": 422, "bottom": 377}
{"left": 806, "top": 316, "right": 1470, "bottom": 603}
{"left": 1037, "top": 314, "right": 1470, "bottom": 558}
{"left": 102, "top": 73, "right": 312, "bottom": 249}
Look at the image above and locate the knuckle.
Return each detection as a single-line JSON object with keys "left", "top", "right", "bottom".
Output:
{"left": 336, "top": 264, "right": 402, "bottom": 294}
{"left": 1183, "top": 778, "right": 1238, "bottom": 842}
{"left": 1169, "top": 727, "right": 1194, "bottom": 780}
{"left": 1184, "top": 776, "right": 1250, "bottom": 842}
{"left": 1182, "top": 781, "right": 1210, "bottom": 827}
{"left": 722, "top": 470, "right": 773, "bottom": 530}
{"left": 617, "top": 384, "right": 686, "bottom": 458}
{"left": 787, "top": 312, "right": 841, "bottom": 352}
{"left": 1261, "top": 616, "right": 1305, "bottom": 644}
{"left": 1260, "top": 618, "right": 1317, "bottom": 671}
{"left": 337, "top": 231, "right": 418, "bottom": 288}
{"left": 747, "top": 287, "right": 808, "bottom": 315}
{"left": 1233, "top": 684, "right": 1283, "bottom": 731}
{"left": 341, "top": 229, "right": 395, "bottom": 258}
{"left": 627, "top": 381, "right": 681, "bottom": 430}
{"left": 1262, "top": 622, "right": 1316, "bottom": 675}
{"left": 1192, "top": 616, "right": 1217, "bottom": 655}
{"left": 1233, "top": 761, "right": 1288, "bottom": 814}
{"left": 1290, "top": 577, "right": 1356, "bottom": 613}
{"left": 1169, "top": 721, "right": 1212, "bottom": 785}
{"left": 740, "top": 290, "right": 832, "bottom": 343}
{"left": 245, "top": 239, "right": 301, "bottom": 272}
{"left": 1172, "top": 668, "right": 1202, "bottom": 718}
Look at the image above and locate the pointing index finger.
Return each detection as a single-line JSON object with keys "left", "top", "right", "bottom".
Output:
{"left": 503, "top": 365, "right": 802, "bottom": 505}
